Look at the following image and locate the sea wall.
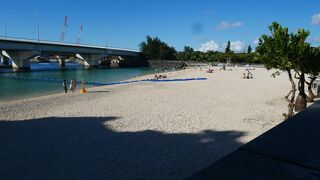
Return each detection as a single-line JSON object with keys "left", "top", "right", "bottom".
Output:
{"left": 118, "top": 57, "right": 187, "bottom": 70}
{"left": 147, "top": 60, "right": 187, "bottom": 70}
{"left": 118, "top": 57, "right": 149, "bottom": 67}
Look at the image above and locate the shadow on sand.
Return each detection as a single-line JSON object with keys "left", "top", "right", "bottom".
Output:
{"left": 86, "top": 90, "right": 110, "bottom": 94}
{"left": 0, "top": 117, "right": 246, "bottom": 179}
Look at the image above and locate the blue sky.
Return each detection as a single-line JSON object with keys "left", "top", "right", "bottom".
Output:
{"left": 0, "top": 0, "right": 319, "bottom": 51}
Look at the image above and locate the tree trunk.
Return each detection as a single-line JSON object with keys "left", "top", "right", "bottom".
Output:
{"left": 295, "top": 73, "right": 307, "bottom": 112}
{"left": 283, "top": 70, "right": 296, "bottom": 119}
{"left": 306, "top": 77, "right": 316, "bottom": 102}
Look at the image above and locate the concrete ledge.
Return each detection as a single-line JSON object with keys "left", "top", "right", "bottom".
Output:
{"left": 189, "top": 101, "right": 320, "bottom": 179}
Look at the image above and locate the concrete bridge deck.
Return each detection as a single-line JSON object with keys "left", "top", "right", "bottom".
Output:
{"left": 0, "top": 37, "right": 141, "bottom": 69}
{"left": 189, "top": 101, "right": 320, "bottom": 179}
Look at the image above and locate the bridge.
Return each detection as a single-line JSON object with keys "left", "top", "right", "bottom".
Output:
{"left": 0, "top": 37, "right": 141, "bottom": 69}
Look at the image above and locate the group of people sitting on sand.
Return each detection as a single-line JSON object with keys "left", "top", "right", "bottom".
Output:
{"left": 206, "top": 68, "right": 214, "bottom": 73}
{"left": 154, "top": 74, "right": 167, "bottom": 80}
{"left": 243, "top": 71, "right": 253, "bottom": 79}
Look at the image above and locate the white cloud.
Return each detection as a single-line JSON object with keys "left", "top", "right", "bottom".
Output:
{"left": 312, "top": 13, "right": 320, "bottom": 25}
{"left": 216, "top": 21, "right": 243, "bottom": 30}
{"left": 229, "top": 41, "right": 247, "bottom": 52}
{"left": 222, "top": 41, "right": 247, "bottom": 52}
{"left": 199, "top": 40, "right": 247, "bottom": 53}
{"left": 307, "top": 36, "right": 320, "bottom": 44}
{"left": 199, "top": 41, "right": 221, "bottom": 52}
{"left": 253, "top": 39, "right": 259, "bottom": 46}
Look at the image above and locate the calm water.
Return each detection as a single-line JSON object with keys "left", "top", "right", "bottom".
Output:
{"left": 0, "top": 63, "right": 155, "bottom": 102}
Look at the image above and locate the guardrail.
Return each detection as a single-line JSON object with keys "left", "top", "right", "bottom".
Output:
{"left": 0, "top": 36, "right": 140, "bottom": 53}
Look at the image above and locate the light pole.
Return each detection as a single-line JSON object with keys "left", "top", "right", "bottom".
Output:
{"left": 4, "top": 16, "right": 10, "bottom": 39}
{"left": 105, "top": 29, "right": 109, "bottom": 48}
{"left": 34, "top": 13, "right": 40, "bottom": 42}
{"left": 4, "top": 17, "right": 6, "bottom": 39}
{"left": 37, "top": 15, "right": 40, "bottom": 42}
{"left": 4, "top": 16, "right": 12, "bottom": 39}
{"left": 105, "top": 32, "right": 109, "bottom": 56}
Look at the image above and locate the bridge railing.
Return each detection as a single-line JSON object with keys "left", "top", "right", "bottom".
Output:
{"left": 0, "top": 36, "right": 140, "bottom": 53}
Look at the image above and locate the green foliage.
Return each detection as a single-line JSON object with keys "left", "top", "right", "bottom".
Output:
{"left": 140, "top": 36, "right": 261, "bottom": 64}
{"left": 184, "top": 46, "right": 194, "bottom": 53}
{"left": 256, "top": 22, "right": 291, "bottom": 71}
{"left": 140, "top": 36, "right": 176, "bottom": 60}
{"left": 225, "top": 40, "right": 231, "bottom": 53}
{"left": 247, "top": 45, "right": 252, "bottom": 54}
{"left": 304, "top": 47, "right": 320, "bottom": 77}
{"left": 176, "top": 46, "right": 194, "bottom": 61}
{"left": 256, "top": 21, "right": 320, "bottom": 112}
{"left": 175, "top": 49, "right": 260, "bottom": 64}
{"left": 256, "top": 21, "right": 320, "bottom": 74}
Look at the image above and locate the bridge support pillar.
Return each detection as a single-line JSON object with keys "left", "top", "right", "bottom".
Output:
{"left": 4, "top": 51, "right": 36, "bottom": 70}
{"left": 58, "top": 56, "right": 65, "bottom": 67}
{"left": 0, "top": 54, "right": 3, "bottom": 66}
{"left": 79, "top": 54, "right": 104, "bottom": 68}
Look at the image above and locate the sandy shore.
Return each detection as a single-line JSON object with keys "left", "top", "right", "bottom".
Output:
{"left": 0, "top": 67, "right": 291, "bottom": 179}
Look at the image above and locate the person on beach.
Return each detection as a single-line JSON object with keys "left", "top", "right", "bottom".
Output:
{"left": 69, "top": 79, "right": 74, "bottom": 92}
{"left": 72, "top": 79, "right": 77, "bottom": 92}
{"left": 245, "top": 71, "right": 249, "bottom": 79}
{"left": 317, "top": 83, "right": 320, "bottom": 98}
{"left": 63, "top": 80, "right": 68, "bottom": 93}
{"left": 206, "top": 68, "right": 214, "bottom": 73}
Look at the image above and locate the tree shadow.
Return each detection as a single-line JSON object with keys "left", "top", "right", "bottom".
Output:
{"left": 0, "top": 117, "right": 246, "bottom": 179}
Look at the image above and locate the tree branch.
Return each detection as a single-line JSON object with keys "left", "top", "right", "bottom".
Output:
{"left": 305, "top": 80, "right": 310, "bottom": 85}
{"left": 294, "top": 72, "right": 300, "bottom": 79}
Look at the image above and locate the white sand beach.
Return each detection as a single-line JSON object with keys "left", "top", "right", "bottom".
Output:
{"left": 0, "top": 67, "right": 291, "bottom": 179}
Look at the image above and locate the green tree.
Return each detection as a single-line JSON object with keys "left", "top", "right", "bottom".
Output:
{"left": 247, "top": 45, "right": 252, "bottom": 54}
{"left": 256, "top": 22, "right": 319, "bottom": 118}
{"left": 256, "top": 22, "right": 295, "bottom": 118}
{"left": 183, "top": 46, "right": 194, "bottom": 61}
{"left": 175, "top": 46, "right": 195, "bottom": 61}
{"left": 175, "top": 52, "right": 185, "bottom": 61}
{"left": 139, "top": 36, "right": 176, "bottom": 60}
{"left": 303, "top": 47, "right": 320, "bottom": 102}
{"left": 225, "top": 41, "right": 231, "bottom": 53}
{"left": 184, "top": 46, "right": 194, "bottom": 53}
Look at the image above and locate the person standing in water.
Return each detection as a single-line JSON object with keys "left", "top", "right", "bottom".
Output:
{"left": 63, "top": 80, "right": 68, "bottom": 93}
{"left": 72, "top": 79, "right": 77, "bottom": 92}
{"left": 69, "top": 79, "right": 74, "bottom": 92}
{"left": 317, "top": 83, "right": 320, "bottom": 98}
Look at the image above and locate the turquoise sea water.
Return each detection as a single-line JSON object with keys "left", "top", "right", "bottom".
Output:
{"left": 0, "top": 63, "right": 155, "bottom": 102}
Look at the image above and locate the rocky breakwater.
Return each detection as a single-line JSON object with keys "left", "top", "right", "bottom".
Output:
{"left": 147, "top": 60, "right": 187, "bottom": 70}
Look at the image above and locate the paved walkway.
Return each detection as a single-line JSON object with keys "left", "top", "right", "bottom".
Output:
{"left": 190, "top": 101, "right": 320, "bottom": 179}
